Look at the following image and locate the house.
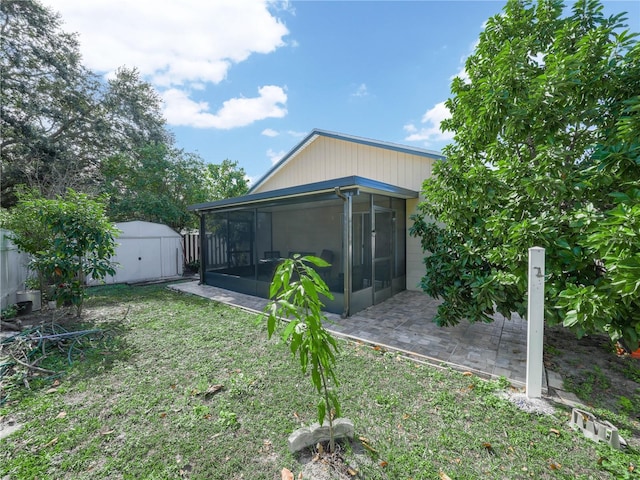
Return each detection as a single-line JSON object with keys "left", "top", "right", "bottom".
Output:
{"left": 188, "top": 129, "right": 444, "bottom": 316}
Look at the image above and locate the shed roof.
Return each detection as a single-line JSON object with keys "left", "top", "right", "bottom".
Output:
{"left": 188, "top": 175, "right": 418, "bottom": 213}
{"left": 249, "top": 128, "right": 445, "bottom": 193}
{"left": 115, "top": 221, "right": 181, "bottom": 238}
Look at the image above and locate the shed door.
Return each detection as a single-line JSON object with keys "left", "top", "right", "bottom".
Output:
{"left": 115, "top": 238, "right": 163, "bottom": 283}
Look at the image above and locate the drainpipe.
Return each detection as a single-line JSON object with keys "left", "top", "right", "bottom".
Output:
{"left": 335, "top": 187, "right": 352, "bottom": 319}
{"left": 198, "top": 211, "right": 205, "bottom": 285}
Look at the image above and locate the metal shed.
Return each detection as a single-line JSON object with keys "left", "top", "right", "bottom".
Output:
{"left": 92, "top": 221, "right": 183, "bottom": 285}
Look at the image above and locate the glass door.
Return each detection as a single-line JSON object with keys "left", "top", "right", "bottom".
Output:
{"left": 373, "top": 207, "right": 394, "bottom": 304}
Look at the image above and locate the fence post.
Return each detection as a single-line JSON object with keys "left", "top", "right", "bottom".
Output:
{"left": 526, "top": 247, "right": 545, "bottom": 399}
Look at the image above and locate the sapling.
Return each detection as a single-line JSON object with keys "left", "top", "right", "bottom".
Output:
{"left": 263, "top": 254, "right": 341, "bottom": 452}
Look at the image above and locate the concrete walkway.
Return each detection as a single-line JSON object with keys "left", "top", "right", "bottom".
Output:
{"left": 169, "top": 282, "right": 556, "bottom": 392}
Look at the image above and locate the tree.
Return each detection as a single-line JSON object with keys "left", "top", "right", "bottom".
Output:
{"left": 102, "top": 153, "right": 249, "bottom": 232}
{"left": 102, "top": 67, "right": 172, "bottom": 152}
{"left": 1, "top": 1, "right": 173, "bottom": 206}
{"left": 0, "top": 0, "right": 106, "bottom": 205}
{"left": 411, "top": 0, "right": 640, "bottom": 345}
{"left": 263, "top": 255, "right": 341, "bottom": 452}
{"left": 2, "top": 189, "right": 119, "bottom": 316}
{"left": 205, "top": 159, "right": 249, "bottom": 201}
{"left": 100, "top": 145, "right": 210, "bottom": 232}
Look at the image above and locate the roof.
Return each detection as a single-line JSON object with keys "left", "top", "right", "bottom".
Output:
{"left": 188, "top": 175, "right": 418, "bottom": 213}
{"left": 249, "top": 128, "right": 445, "bottom": 193}
{"left": 115, "top": 221, "right": 181, "bottom": 238}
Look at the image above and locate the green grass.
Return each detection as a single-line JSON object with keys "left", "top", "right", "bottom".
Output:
{"left": 1, "top": 284, "right": 639, "bottom": 479}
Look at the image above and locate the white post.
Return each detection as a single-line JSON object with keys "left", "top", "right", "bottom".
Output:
{"left": 526, "top": 247, "right": 545, "bottom": 399}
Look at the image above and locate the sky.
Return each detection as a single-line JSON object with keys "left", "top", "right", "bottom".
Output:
{"left": 43, "top": 0, "right": 640, "bottom": 185}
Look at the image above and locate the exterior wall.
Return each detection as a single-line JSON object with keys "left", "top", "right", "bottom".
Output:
{"left": 405, "top": 198, "right": 424, "bottom": 292}
{"left": 251, "top": 134, "right": 438, "bottom": 295}
{"left": 253, "top": 136, "right": 434, "bottom": 194}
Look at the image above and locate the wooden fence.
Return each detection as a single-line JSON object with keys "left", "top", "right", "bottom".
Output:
{"left": 183, "top": 232, "right": 200, "bottom": 265}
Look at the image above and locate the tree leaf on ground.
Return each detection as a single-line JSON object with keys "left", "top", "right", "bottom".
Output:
{"left": 204, "top": 384, "right": 224, "bottom": 396}
{"left": 482, "top": 442, "right": 496, "bottom": 455}
{"left": 43, "top": 437, "right": 58, "bottom": 448}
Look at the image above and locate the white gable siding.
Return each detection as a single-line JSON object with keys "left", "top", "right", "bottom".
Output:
{"left": 253, "top": 136, "right": 434, "bottom": 194}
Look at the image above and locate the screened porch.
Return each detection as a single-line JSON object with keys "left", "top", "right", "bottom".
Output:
{"left": 190, "top": 176, "right": 415, "bottom": 316}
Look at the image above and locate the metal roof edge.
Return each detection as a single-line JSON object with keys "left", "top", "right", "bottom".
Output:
{"left": 189, "top": 175, "right": 418, "bottom": 213}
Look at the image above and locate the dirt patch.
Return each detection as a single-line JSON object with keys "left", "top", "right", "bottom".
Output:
{"left": 0, "top": 417, "right": 22, "bottom": 440}
{"left": 544, "top": 324, "right": 640, "bottom": 444}
{"left": 291, "top": 440, "right": 375, "bottom": 480}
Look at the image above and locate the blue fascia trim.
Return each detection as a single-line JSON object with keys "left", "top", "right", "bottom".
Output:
{"left": 248, "top": 128, "right": 445, "bottom": 193}
{"left": 188, "top": 175, "right": 418, "bottom": 213}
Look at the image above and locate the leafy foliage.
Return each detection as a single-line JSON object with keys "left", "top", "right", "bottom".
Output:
{"left": 101, "top": 145, "right": 206, "bottom": 232}
{"left": 411, "top": 0, "right": 640, "bottom": 344}
{"left": 1, "top": 0, "right": 246, "bottom": 228}
{"left": 2, "top": 189, "right": 119, "bottom": 315}
{"left": 0, "top": 0, "right": 107, "bottom": 204}
{"left": 262, "top": 255, "right": 341, "bottom": 452}
{"left": 101, "top": 151, "right": 248, "bottom": 231}
{"left": 205, "top": 159, "right": 250, "bottom": 201}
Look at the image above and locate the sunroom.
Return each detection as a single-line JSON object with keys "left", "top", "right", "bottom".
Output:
{"left": 189, "top": 176, "right": 415, "bottom": 316}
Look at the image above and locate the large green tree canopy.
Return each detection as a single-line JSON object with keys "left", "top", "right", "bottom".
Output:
{"left": 1, "top": 0, "right": 249, "bottom": 232}
{"left": 411, "top": 0, "right": 640, "bottom": 345}
{"left": 0, "top": 0, "right": 171, "bottom": 205}
{"left": 101, "top": 149, "right": 248, "bottom": 232}
{"left": 1, "top": 0, "right": 106, "bottom": 203}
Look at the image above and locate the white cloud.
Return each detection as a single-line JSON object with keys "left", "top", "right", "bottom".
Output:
{"left": 163, "top": 86, "right": 287, "bottom": 129}
{"left": 44, "top": 0, "right": 290, "bottom": 129}
{"left": 267, "top": 149, "right": 286, "bottom": 165}
{"left": 270, "top": 0, "right": 296, "bottom": 16}
{"left": 351, "top": 83, "right": 369, "bottom": 98}
{"left": 449, "top": 65, "right": 470, "bottom": 83}
{"left": 286, "top": 130, "right": 306, "bottom": 138}
{"left": 450, "top": 38, "right": 478, "bottom": 84}
{"left": 403, "top": 101, "right": 453, "bottom": 145}
{"left": 48, "top": 0, "right": 288, "bottom": 86}
{"left": 261, "top": 129, "right": 306, "bottom": 138}
{"left": 529, "top": 52, "right": 546, "bottom": 67}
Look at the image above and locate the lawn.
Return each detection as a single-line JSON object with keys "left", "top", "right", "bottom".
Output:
{"left": 1, "top": 283, "right": 638, "bottom": 479}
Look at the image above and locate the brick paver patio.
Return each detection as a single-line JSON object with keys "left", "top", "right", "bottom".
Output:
{"left": 170, "top": 281, "right": 544, "bottom": 389}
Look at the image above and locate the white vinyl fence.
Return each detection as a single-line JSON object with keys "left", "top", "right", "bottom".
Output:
{"left": 0, "top": 229, "right": 30, "bottom": 310}
{"left": 2, "top": 222, "right": 189, "bottom": 308}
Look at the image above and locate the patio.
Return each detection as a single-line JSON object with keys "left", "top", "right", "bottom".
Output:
{"left": 170, "top": 281, "right": 547, "bottom": 389}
